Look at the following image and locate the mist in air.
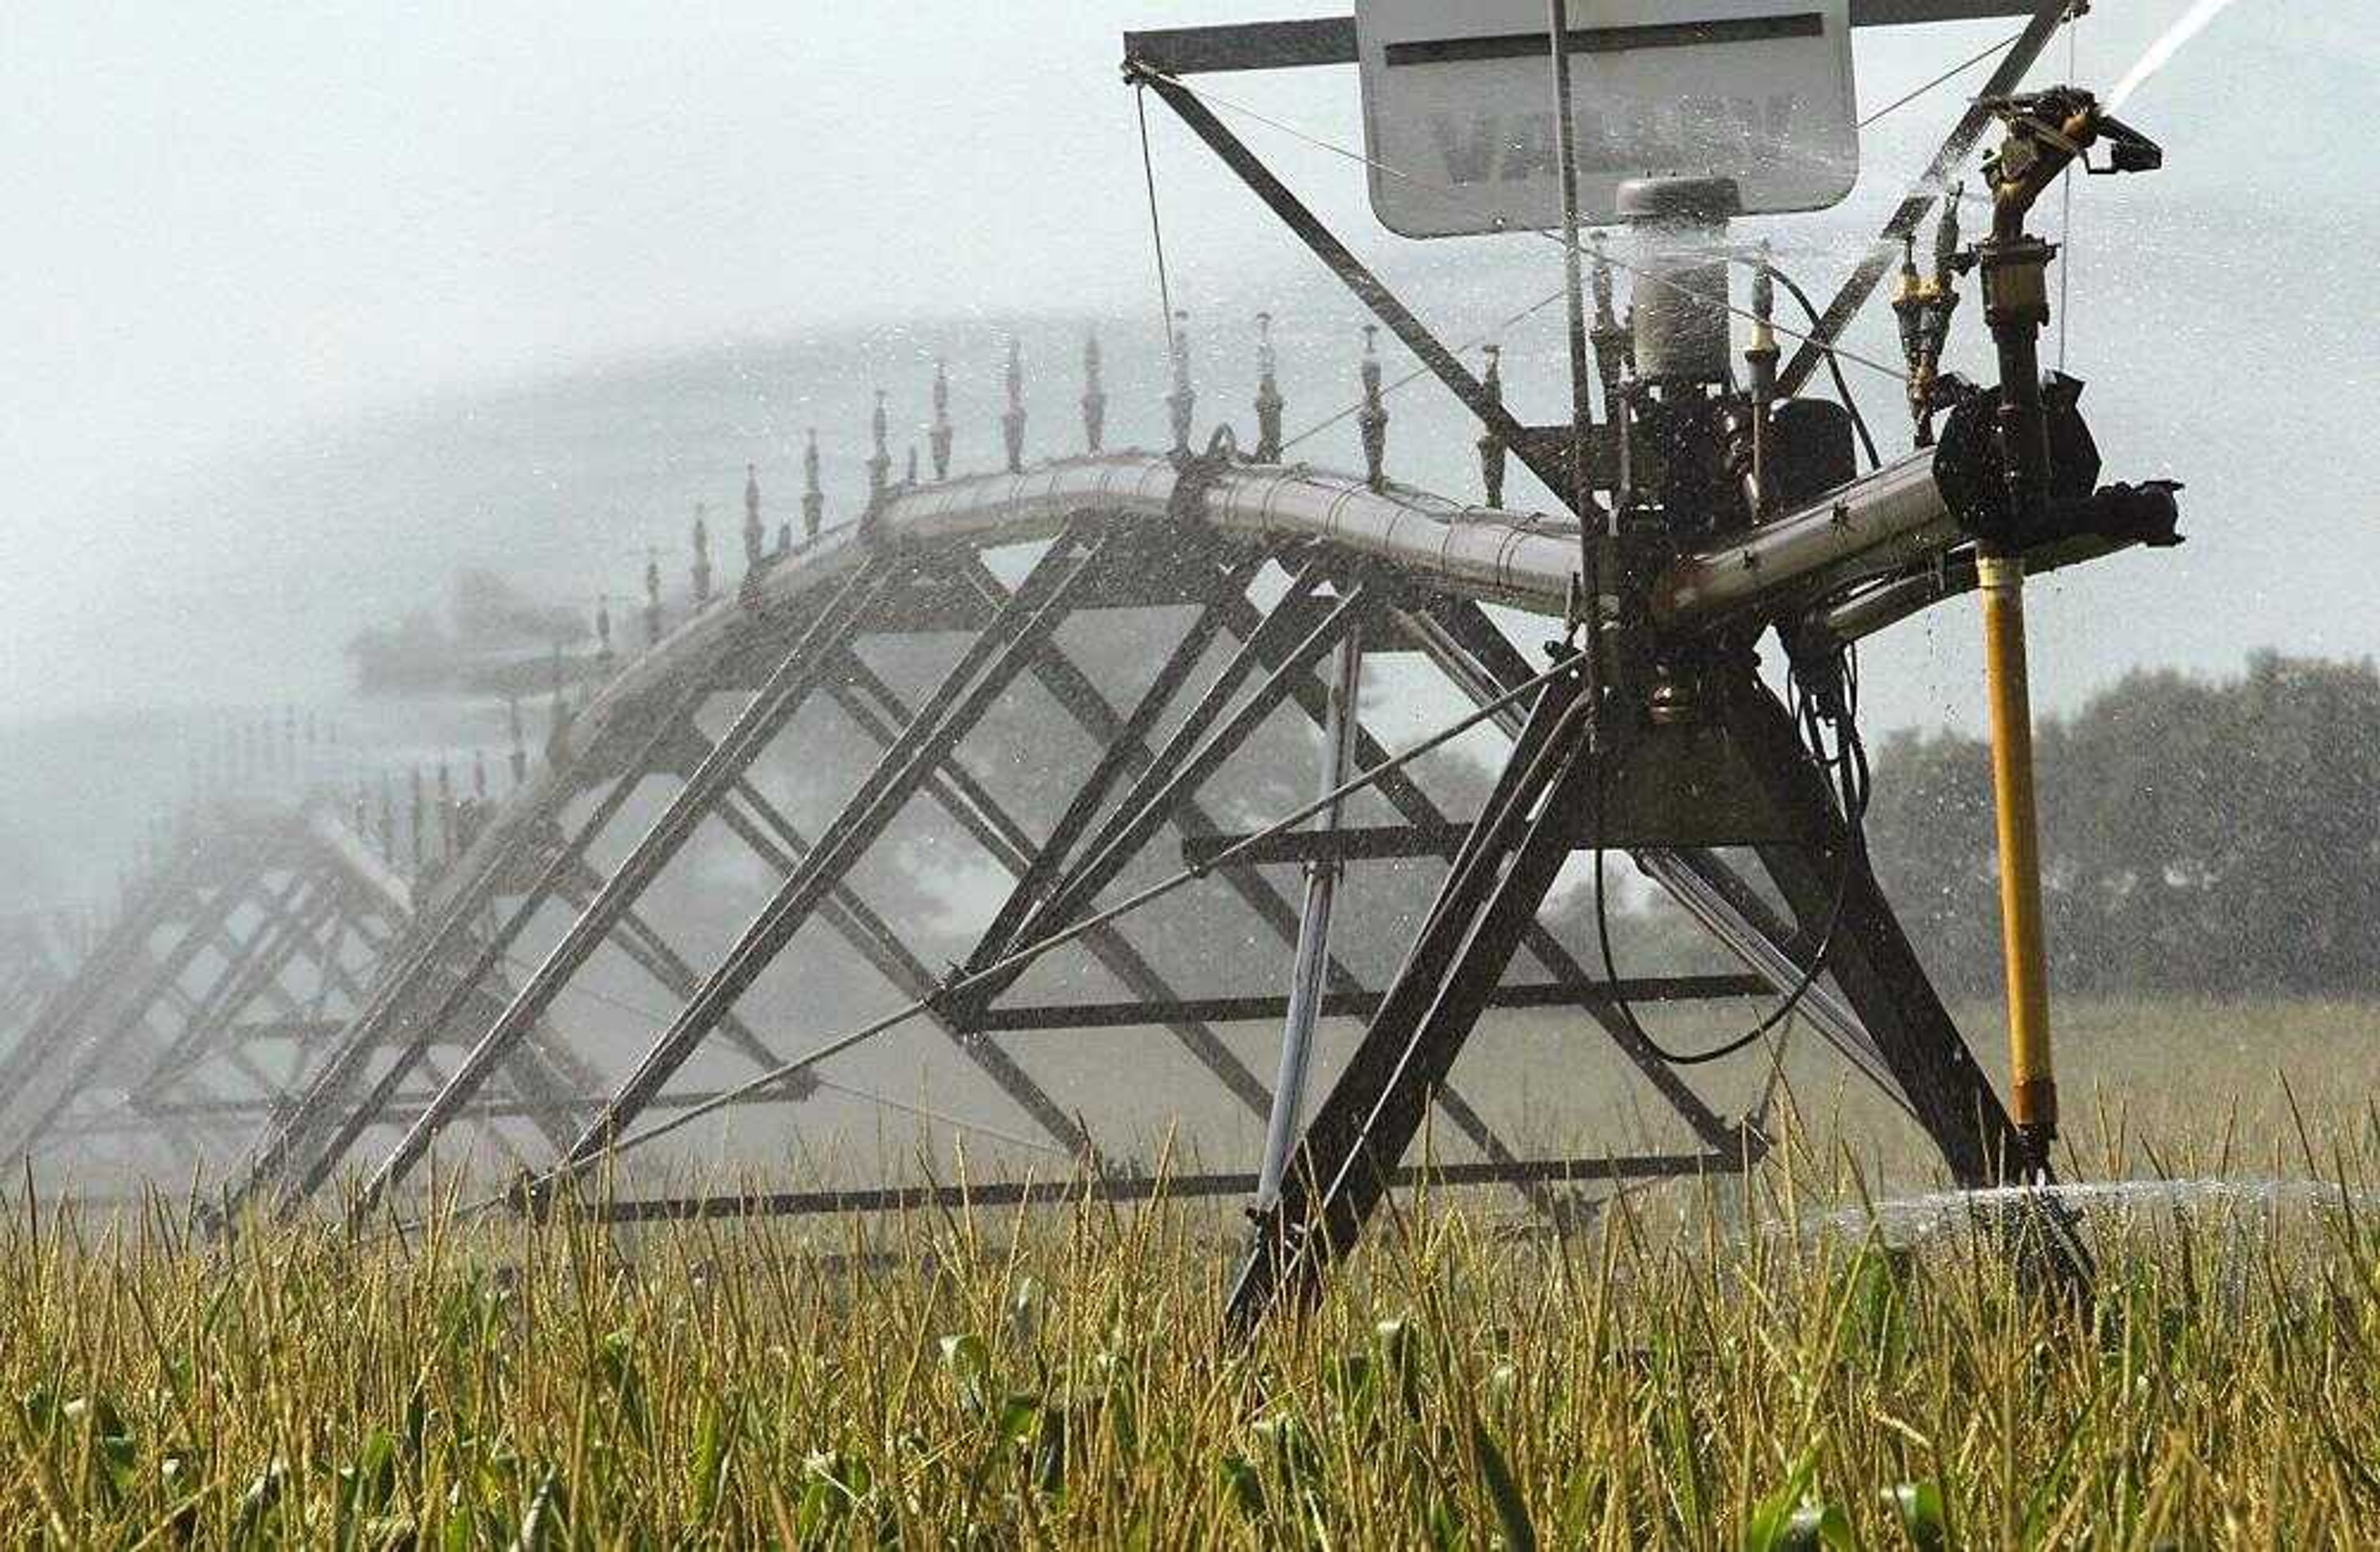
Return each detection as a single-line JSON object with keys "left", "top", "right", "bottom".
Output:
{"left": 0, "top": 1, "right": 2373, "bottom": 1192}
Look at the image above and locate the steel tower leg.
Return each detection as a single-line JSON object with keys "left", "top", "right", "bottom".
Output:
{"left": 1220, "top": 591, "right": 1691, "bottom": 1194}
{"left": 1716, "top": 668, "right": 2037, "bottom": 1186}
{"left": 1397, "top": 599, "right": 1787, "bottom": 1148}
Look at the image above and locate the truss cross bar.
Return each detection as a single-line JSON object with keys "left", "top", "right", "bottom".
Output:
{"left": 159, "top": 880, "right": 315, "bottom": 1054}
{"left": 0, "top": 876, "right": 262, "bottom": 1157}
{"left": 295, "top": 890, "right": 381, "bottom": 1008}
{"left": 1182, "top": 823, "right": 1473, "bottom": 867}
{"left": 1008, "top": 558, "right": 1331, "bottom": 953}
{"left": 545, "top": 857, "right": 787, "bottom": 1082}
{"left": 971, "top": 975, "right": 1766, "bottom": 1031}
{"left": 194, "top": 871, "right": 342, "bottom": 1024}
{"left": 1019, "top": 615, "right": 1368, "bottom": 1003}
{"left": 148, "top": 1016, "right": 342, "bottom": 1049}
{"left": 714, "top": 784, "right": 1095, "bottom": 1157}
{"left": 151, "top": 959, "right": 206, "bottom": 1022}
{"left": 720, "top": 782, "right": 953, "bottom": 1013}
{"left": 229, "top": 874, "right": 351, "bottom": 1018}
{"left": 0, "top": 847, "right": 206, "bottom": 1103}
{"left": 945, "top": 552, "right": 1363, "bottom": 1004}
{"left": 555, "top": 534, "right": 1111, "bottom": 1165}
{"left": 961, "top": 560, "right": 1261, "bottom": 974}
{"left": 950, "top": 567, "right": 1579, "bottom": 1180}
{"left": 242, "top": 789, "right": 628, "bottom": 1206}
{"left": 824, "top": 660, "right": 1276, "bottom": 1119}
{"left": 301, "top": 909, "right": 350, "bottom": 1025}
{"left": 193, "top": 919, "right": 309, "bottom": 1026}
{"left": 568, "top": 1149, "right": 1733, "bottom": 1224}
{"left": 136, "top": 872, "right": 332, "bottom": 1096}
{"left": 280, "top": 757, "right": 671, "bottom": 1206}
{"left": 1031, "top": 575, "right": 1367, "bottom": 949}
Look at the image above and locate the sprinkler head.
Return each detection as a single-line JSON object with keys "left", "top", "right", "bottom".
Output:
{"left": 2088, "top": 115, "right": 2164, "bottom": 175}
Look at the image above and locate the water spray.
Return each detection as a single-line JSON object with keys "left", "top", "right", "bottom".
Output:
{"left": 2109, "top": 0, "right": 2244, "bottom": 111}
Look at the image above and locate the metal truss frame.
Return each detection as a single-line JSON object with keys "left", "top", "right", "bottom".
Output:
{"left": 0, "top": 462, "right": 2040, "bottom": 1337}
{"left": 8, "top": 0, "right": 2106, "bottom": 1340}
{"left": 190, "top": 513, "right": 1870, "bottom": 1240}
{"left": 0, "top": 803, "right": 594, "bottom": 1174}
{"left": 1223, "top": 630, "right": 2043, "bottom": 1322}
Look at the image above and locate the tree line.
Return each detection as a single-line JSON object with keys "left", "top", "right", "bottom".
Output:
{"left": 1863, "top": 652, "right": 2380, "bottom": 999}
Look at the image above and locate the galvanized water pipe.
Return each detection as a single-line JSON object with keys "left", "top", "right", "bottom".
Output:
{"left": 1647, "top": 446, "right": 1963, "bottom": 628}
{"left": 1256, "top": 628, "right": 1362, "bottom": 1210}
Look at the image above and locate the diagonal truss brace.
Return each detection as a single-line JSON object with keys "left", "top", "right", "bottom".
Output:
{"left": 547, "top": 530, "right": 1119, "bottom": 1169}
{"left": 332, "top": 562, "right": 897, "bottom": 1210}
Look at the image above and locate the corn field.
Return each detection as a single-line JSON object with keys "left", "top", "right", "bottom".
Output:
{"left": 5, "top": 1094, "right": 2380, "bottom": 1548}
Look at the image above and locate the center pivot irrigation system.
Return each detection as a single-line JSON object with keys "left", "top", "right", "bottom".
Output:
{"left": 7, "top": 0, "right": 2185, "bottom": 1327}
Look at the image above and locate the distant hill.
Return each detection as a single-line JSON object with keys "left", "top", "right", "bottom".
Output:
{"left": 8, "top": 10, "right": 2378, "bottom": 902}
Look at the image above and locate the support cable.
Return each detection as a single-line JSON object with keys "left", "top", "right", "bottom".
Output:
{"left": 423, "top": 650, "right": 1579, "bottom": 1222}
{"left": 502, "top": 955, "right": 1073, "bottom": 1158}
{"left": 1135, "top": 83, "right": 1179, "bottom": 358}
{"left": 1134, "top": 66, "right": 1911, "bottom": 385}
{"left": 1859, "top": 27, "right": 2029, "bottom": 128}
{"left": 1278, "top": 284, "right": 1571, "bottom": 456}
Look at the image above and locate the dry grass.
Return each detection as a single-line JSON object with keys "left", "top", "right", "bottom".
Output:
{"left": 6, "top": 1001, "right": 2380, "bottom": 1545}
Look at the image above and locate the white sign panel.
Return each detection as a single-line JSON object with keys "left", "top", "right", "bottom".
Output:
{"left": 1354, "top": 0, "right": 1859, "bottom": 237}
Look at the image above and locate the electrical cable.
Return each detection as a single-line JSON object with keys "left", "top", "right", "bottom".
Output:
{"left": 2056, "top": 5, "right": 2079, "bottom": 372}
{"left": 1585, "top": 645, "right": 1874, "bottom": 1068}
{"left": 1758, "top": 260, "right": 1886, "bottom": 472}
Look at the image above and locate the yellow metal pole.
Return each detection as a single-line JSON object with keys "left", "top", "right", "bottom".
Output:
{"left": 1977, "top": 550, "right": 2055, "bottom": 1153}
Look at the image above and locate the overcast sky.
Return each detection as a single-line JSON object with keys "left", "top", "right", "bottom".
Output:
{"left": 0, "top": 4, "right": 2239, "bottom": 496}
{"left": 3, "top": 1, "right": 2366, "bottom": 730}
